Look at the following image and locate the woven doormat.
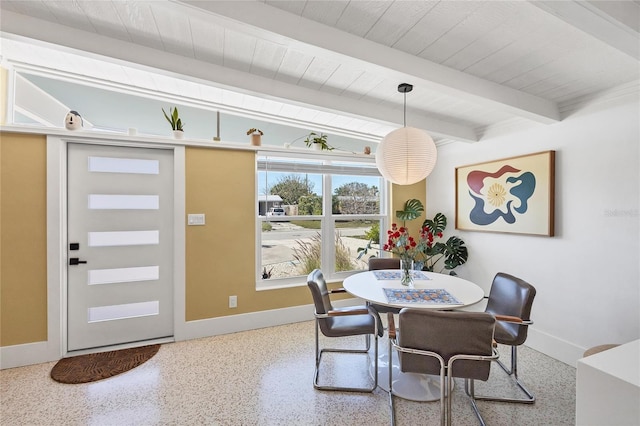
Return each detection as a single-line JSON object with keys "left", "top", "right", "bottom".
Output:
{"left": 50, "top": 344, "right": 160, "bottom": 384}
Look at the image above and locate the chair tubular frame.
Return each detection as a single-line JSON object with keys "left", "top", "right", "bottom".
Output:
{"left": 312, "top": 305, "right": 379, "bottom": 393}
{"left": 466, "top": 316, "right": 536, "bottom": 404}
{"left": 387, "top": 313, "right": 499, "bottom": 426}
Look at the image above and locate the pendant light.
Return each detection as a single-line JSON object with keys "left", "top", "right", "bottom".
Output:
{"left": 375, "top": 83, "right": 437, "bottom": 185}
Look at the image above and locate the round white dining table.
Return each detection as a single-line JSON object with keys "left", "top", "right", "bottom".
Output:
{"left": 342, "top": 269, "right": 486, "bottom": 401}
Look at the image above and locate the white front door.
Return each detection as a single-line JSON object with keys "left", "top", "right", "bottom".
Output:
{"left": 67, "top": 143, "right": 174, "bottom": 351}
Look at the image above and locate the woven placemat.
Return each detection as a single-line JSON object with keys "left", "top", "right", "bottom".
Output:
{"left": 51, "top": 344, "right": 160, "bottom": 384}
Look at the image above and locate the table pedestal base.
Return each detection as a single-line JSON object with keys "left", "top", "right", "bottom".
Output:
{"left": 371, "top": 342, "right": 451, "bottom": 402}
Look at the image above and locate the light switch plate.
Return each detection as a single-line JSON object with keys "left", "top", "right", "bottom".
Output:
{"left": 187, "top": 213, "right": 205, "bottom": 225}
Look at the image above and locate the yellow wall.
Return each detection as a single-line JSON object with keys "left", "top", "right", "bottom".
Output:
{"left": 0, "top": 134, "right": 425, "bottom": 346}
{"left": 0, "top": 133, "right": 48, "bottom": 346}
{"left": 391, "top": 180, "right": 427, "bottom": 236}
{"left": 185, "top": 147, "right": 316, "bottom": 320}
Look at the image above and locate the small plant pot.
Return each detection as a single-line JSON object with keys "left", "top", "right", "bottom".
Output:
{"left": 250, "top": 133, "right": 262, "bottom": 146}
{"left": 173, "top": 130, "right": 184, "bottom": 139}
{"left": 313, "top": 143, "right": 323, "bottom": 151}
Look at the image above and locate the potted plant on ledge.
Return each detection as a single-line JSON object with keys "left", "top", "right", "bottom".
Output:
{"left": 304, "top": 132, "right": 333, "bottom": 151}
{"left": 162, "top": 107, "right": 184, "bottom": 139}
{"left": 247, "top": 128, "right": 263, "bottom": 146}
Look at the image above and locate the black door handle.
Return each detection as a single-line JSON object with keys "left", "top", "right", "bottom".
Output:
{"left": 69, "top": 258, "right": 87, "bottom": 265}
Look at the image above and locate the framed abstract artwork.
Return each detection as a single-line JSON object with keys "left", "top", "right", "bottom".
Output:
{"left": 455, "top": 151, "right": 555, "bottom": 236}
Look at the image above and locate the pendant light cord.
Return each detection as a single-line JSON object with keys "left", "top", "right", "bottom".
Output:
{"left": 403, "top": 91, "right": 407, "bottom": 127}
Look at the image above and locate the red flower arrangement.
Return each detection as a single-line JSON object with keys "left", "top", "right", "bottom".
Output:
{"left": 383, "top": 223, "right": 420, "bottom": 262}
{"left": 384, "top": 222, "right": 449, "bottom": 272}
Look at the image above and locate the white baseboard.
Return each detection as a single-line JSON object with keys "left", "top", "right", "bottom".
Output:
{"left": 0, "top": 299, "right": 356, "bottom": 369}
{"left": 526, "top": 327, "right": 586, "bottom": 367}
{"left": 0, "top": 341, "right": 59, "bottom": 369}
{"left": 177, "top": 299, "right": 356, "bottom": 342}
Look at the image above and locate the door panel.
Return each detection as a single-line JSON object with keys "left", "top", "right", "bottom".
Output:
{"left": 67, "top": 143, "right": 174, "bottom": 351}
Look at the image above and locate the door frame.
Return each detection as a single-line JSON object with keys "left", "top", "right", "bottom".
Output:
{"left": 47, "top": 135, "right": 186, "bottom": 358}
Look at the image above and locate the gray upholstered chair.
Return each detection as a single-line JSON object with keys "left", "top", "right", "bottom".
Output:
{"left": 307, "top": 269, "right": 383, "bottom": 392}
{"left": 388, "top": 309, "right": 498, "bottom": 426}
{"left": 368, "top": 257, "right": 401, "bottom": 315}
{"left": 467, "top": 272, "right": 537, "bottom": 404}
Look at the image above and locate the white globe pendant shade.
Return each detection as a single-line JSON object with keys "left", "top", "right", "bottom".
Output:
{"left": 376, "top": 126, "right": 437, "bottom": 185}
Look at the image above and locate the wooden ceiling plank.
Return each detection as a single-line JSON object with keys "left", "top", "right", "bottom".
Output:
{"left": 463, "top": 17, "right": 567, "bottom": 79}
{"left": 1, "top": 1, "right": 53, "bottom": 22}
{"left": 111, "top": 1, "right": 164, "bottom": 51}
{"left": 334, "top": 1, "right": 392, "bottom": 38}
{"left": 300, "top": 0, "right": 349, "bottom": 27}
{"left": 421, "top": 1, "right": 516, "bottom": 65}
{"left": 442, "top": 4, "right": 543, "bottom": 71}
{"left": 299, "top": 57, "right": 341, "bottom": 90}
{"left": 185, "top": 1, "right": 559, "bottom": 124}
{"left": 362, "top": 1, "right": 438, "bottom": 47}
{"left": 319, "top": 65, "right": 365, "bottom": 96}
{"left": 189, "top": 18, "right": 224, "bottom": 66}
{"left": 250, "top": 40, "right": 288, "bottom": 79}
{"left": 392, "top": 1, "right": 485, "bottom": 55}
{"left": 44, "top": 0, "right": 97, "bottom": 34}
{"left": 223, "top": 30, "right": 257, "bottom": 73}
{"left": 531, "top": 0, "right": 640, "bottom": 60}
{"left": 151, "top": 4, "right": 195, "bottom": 58}
{"left": 77, "top": 1, "right": 130, "bottom": 41}
{"left": 275, "top": 49, "right": 314, "bottom": 85}
{"left": 265, "top": 0, "right": 306, "bottom": 16}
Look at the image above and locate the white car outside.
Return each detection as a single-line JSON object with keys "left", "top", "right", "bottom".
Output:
{"left": 267, "top": 207, "right": 285, "bottom": 216}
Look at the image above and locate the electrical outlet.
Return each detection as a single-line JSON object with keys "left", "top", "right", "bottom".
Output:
{"left": 229, "top": 295, "right": 237, "bottom": 308}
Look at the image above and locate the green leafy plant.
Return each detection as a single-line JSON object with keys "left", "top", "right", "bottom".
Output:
{"left": 364, "top": 222, "right": 380, "bottom": 242}
{"left": 162, "top": 107, "right": 184, "bottom": 131}
{"left": 304, "top": 132, "right": 333, "bottom": 150}
{"left": 247, "top": 128, "right": 263, "bottom": 135}
{"left": 418, "top": 212, "right": 468, "bottom": 273}
{"left": 357, "top": 198, "right": 468, "bottom": 274}
{"left": 396, "top": 198, "right": 424, "bottom": 222}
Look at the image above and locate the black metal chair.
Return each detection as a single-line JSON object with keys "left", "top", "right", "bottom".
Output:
{"left": 467, "top": 272, "right": 537, "bottom": 404}
{"left": 307, "top": 269, "right": 383, "bottom": 392}
{"left": 388, "top": 309, "right": 498, "bottom": 426}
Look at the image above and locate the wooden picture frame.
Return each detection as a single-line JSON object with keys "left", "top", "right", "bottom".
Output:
{"left": 455, "top": 151, "right": 555, "bottom": 236}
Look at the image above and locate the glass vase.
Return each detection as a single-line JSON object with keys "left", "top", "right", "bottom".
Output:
{"left": 400, "top": 259, "right": 414, "bottom": 288}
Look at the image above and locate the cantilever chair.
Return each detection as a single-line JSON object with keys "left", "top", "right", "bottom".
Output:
{"left": 388, "top": 309, "right": 498, "bottom": 426}
{"left": 368, "top": 257, "right": 402, "bottom": 315}
{"left": 467, "top": 272, "right": 537, "bottom": 404}
{"left": 307, "top": 269, "right": 383, "bottom": 392}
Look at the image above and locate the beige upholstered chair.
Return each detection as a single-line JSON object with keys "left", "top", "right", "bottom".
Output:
{"left": 467, "top": 272, "right": 537, "bottom": 404}
{"left": 388, "top": 309, "right": 498, "bottom": 426}
{"left": 307, "top": 269, "right": 382, "bottom": 392}
{"left": 367, "top": 257, "right": 401, "bottom": 315}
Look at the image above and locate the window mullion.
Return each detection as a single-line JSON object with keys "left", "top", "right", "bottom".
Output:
{"left": 322, "top": 173, "right": 335, "bottom": 277}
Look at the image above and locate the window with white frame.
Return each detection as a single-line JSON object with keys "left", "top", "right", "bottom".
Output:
{"left": 257, "top": 153, "right": 387, "bottom": 289}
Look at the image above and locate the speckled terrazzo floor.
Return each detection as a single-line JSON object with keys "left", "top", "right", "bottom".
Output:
{"left": 0, "top": 320, "right": 575, "bottom": 425}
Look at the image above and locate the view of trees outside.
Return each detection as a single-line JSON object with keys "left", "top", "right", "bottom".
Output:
{"left": 268, "top": 174, "right": 316, "bottom": 206}
{"left": 334, "top": 182, "right": 379, "bottom": 214}
{"left": 259, "top": 172, "right": 383, "bottom": 280}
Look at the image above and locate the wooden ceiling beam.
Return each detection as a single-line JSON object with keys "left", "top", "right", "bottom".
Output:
{"left": 182, "top": 0, "right": 561, "bottom": 124}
